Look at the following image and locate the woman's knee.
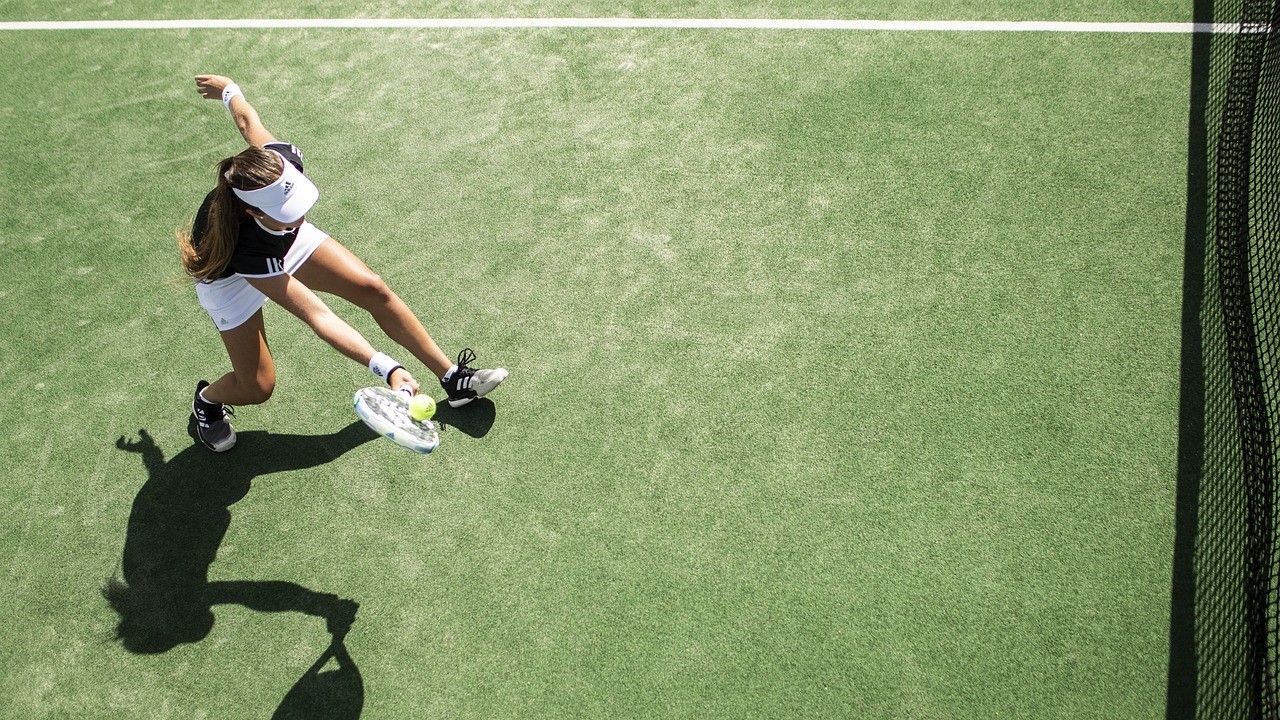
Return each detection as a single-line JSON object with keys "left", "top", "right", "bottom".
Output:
{"left": 236, "top": 373, "right": 275, "bottom": 404}
{"left": 352, "top": 272, "right": 396, "bottom": 309}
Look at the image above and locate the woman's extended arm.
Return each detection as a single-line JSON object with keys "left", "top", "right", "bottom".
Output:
{"left": 194, "top": 74, "right": 278, "bottom": 147}
{"left": 246, "top": 273, "right": 420, "bottom": 393}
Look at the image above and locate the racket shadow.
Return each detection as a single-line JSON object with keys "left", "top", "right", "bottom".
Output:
{"left": 272, "top": 633, "right": 364, "bottom": 720}
{"left": 432, "top": 397, "right": 497, "bottom": 439}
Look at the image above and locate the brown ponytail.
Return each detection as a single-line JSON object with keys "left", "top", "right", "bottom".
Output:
{"left": 178, "top": 147, "right": 284, "bottom": 281}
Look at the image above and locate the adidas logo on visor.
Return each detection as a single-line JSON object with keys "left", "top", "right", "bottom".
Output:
{"left": 281, "top": 180, "right": 294, "bottom": 196}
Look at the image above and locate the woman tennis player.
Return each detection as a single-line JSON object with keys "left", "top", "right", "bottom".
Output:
{"left": 179, "top": 74, "right": 506, "bottom": 452}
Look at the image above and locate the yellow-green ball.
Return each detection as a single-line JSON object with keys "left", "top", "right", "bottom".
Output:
{"left": 408, "top": 394, "right": 436, "bottom": 421}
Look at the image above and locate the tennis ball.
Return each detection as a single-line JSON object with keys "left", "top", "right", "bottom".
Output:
{"left": 408, "top": 394, "right": 436, "bottom": 422}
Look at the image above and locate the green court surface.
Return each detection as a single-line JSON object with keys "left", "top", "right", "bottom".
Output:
{"left": 0, "top": 4, "right": 1191, "bottom": 719}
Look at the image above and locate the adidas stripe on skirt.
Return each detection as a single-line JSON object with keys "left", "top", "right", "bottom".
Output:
{"left": 194, "top": 222, "right": 328, "bottom": 331}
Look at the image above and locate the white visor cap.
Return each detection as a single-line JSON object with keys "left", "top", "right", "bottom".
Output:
{"left": 230, "top": 151, "right": 319, "bottom": 224}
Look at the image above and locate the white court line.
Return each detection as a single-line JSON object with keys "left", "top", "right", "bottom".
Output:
{"left": 0, "top": 18, "right": 1248, "bottom": 33}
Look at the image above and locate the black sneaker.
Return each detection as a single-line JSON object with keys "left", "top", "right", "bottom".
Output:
{"left": 441, "top": 348, "right": 508, "bottom": 408}
{"left": 192, "top": 380, "right": 237, "bottom": 452}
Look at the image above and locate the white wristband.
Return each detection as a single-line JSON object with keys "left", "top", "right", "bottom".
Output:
{"left": 221, "top": 82, "right": 243, "bottom": 109}
{"left": 369, "top": 352, "right": 403, "bottom": 385}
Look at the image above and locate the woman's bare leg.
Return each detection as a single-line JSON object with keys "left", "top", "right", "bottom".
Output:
{"left": 293, "top": 238, "right": 452, "bottom": 378}
{"left": 202, "top": 309, "right": 277, "bottom": 406}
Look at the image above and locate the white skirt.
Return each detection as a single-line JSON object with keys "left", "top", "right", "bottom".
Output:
{"left": 195, "top": 222, "right": 328, "bottom": 331}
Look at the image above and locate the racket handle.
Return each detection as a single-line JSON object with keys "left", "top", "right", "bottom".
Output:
{"left": 396, "top": 384, "right": 414, "bottom": 399}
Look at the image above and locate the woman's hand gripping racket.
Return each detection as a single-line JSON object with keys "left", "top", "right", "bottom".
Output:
{"left": 354, "top": 384, "right": 440, "bottom": 454}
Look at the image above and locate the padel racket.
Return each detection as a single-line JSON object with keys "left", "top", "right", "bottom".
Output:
{"left": 353, "top": 387, "right": 440, "bottom": 454}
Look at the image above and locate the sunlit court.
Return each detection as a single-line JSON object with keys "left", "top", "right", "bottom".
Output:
{"left": 1, "top": 2, "right": 1276, "bottom": 718}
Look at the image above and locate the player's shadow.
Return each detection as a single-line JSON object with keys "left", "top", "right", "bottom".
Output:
{"left": 104, "top": 420, "right": 374, "bottom": 718}
{"left": 433, "top": 397, "right": 496, "bottom": 438}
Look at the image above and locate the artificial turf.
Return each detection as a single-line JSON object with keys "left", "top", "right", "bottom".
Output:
{"left": 0, "top": 6, "right": 1190, "bottom": 718}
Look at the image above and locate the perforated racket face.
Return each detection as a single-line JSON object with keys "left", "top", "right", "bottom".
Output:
{"left": 354, "top": 387, "right": 439, "bottom": 454}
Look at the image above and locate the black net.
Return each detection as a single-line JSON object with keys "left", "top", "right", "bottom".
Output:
{"left": 1178, "top": 1, "right": 1280, "bottom": 717}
